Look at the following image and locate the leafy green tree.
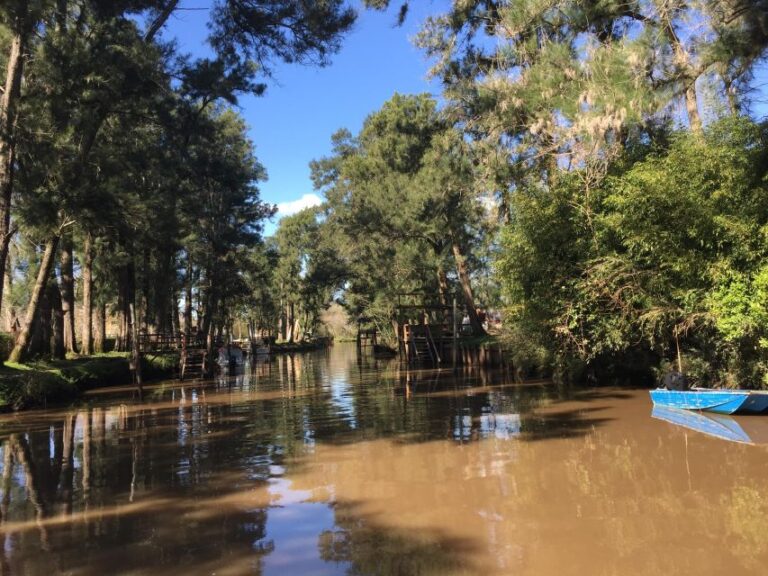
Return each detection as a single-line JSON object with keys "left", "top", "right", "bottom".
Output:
{"left": 271, "top": 208, "right": 345, "bottom": 343}
{"left": 497, "top": 117, "right": 768, "bottom": 385}
{"left": 0, "top": 1, "right": 49, "bottom": 324}
{"left": 314, "top": 93, "right": 490, "bottom": 334}
{"left": 2, "top": 0, "right": 373, "bottom": 362}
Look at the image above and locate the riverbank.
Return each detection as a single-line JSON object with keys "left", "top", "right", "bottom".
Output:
{"left": 0, "top": 353, "right": 178, "bottom": 411}
{"left": 271, "top": 339, "right": 332, "bottom": 354}
{"left": 0, "top": 338, "right": 341, "bottom": 411}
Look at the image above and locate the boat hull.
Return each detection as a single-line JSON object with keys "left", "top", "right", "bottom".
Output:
{"left": 649, "top": 389, "right": 749, "bottom": 414}
{"left": 738, "top": 391, "right": 768, "bottom": 414}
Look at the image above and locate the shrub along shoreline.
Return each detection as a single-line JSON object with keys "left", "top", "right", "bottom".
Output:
{"left": 0, "top": 341, "right": 332, "bottom": 411}
{"left": 0, "top": 353, "right": 178, "bottom": 411}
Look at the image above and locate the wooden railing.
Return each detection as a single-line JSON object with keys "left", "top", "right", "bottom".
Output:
{"left": 138, "top": 332, "right": 206, "bottom": 353}
{"left": 402, "top": 324, "right": 451, "bottom": 364}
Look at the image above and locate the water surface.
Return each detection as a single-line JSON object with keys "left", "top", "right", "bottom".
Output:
{"left": 1, "top": 344, "right": 767, "bottom": 575}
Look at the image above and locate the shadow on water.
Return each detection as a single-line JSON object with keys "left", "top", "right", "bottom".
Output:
{"left": 520, "top": 406, "right": 614, "bottom": 442}
{"left": 318, "top": 499, "right": 480, "bottom": 576}
{"left": 0, "top": 430, "right": 480, "bottom": 575}
{"left": 566, "top": 390, "right": 635, "bottom": 402}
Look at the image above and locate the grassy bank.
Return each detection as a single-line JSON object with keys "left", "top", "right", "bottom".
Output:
{"left": 271, "top": 339, "right": 331, "bottom": 354}
{"left": 0, "top": 352, "right": 178, "bottom": 411}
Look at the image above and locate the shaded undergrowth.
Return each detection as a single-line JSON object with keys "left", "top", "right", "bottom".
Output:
{"left": 0, "top": 353, "right": 178, "bottom": 410}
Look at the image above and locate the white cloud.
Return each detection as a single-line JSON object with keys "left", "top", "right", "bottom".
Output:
{"left": 275, "top": 193, "right": 323, "bottom": 218}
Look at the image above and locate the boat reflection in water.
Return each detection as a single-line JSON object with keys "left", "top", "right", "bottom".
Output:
{"left": 652, "top": 405, "right": 768, "bottom": 445}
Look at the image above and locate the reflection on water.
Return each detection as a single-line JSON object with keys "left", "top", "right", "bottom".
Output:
{"left": 652, "top": 405, "right": 768, "bottom": 446}
{"left": 1, "top": 344, "right": 768, "bottom": 575}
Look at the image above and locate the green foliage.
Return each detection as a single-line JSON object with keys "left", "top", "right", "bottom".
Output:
{"left": 268, "top": 206, "right": 346, "bottom": 341}
{"left": 209, "top": 0, "right": 356, "bottom": 71}
{"left": 311, "top": 93, "right": 494, "bottom": 331}
{"left": 0, "top": 0, "right": 376, "bottom": 364}
{"left": 0, "top": 366, "right": 78, "bottom": 410}
{"left": 141, "top": 353, "right": 179, "bottom": 378}
{"left": 0, "top": 352, "right": 180, "bottom": 409}
{"left": 3, "top": 0, "right": 768, "bottom": 388}
{"left": 496, "top": 116, "right": 768, "bottom": 386}
{"left": 0, "top": 333, "right": 13, "bottom": 361}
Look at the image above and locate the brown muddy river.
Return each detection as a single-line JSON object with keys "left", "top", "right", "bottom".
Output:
{"left": 1, "top": 344, "right": 768, "bottom": 575}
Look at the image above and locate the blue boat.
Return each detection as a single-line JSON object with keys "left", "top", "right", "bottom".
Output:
{"left": 737, "top": 391, "right": 768, "bottom": 414}
{"left": 651, "top": 406, "right": 752, "bottom": 443}
{"left": 649, "top": 389, "right": 749, "bottom": 414}
{"left": 650, "top": 388, "right": 768, "bottom": 414}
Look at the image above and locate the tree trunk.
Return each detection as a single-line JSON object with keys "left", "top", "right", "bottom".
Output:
{"left": 140, "top": 247, "right": 151, "bottom": 331}
{"left": 660, "top": 9, "right": 702, "bottom": 135}
{"left": 9, "top": 235, "right": 60, "bottom": 363}
{"left": 81, "top": 233, "right": 93, "bottom": 355}
{"left": 200, "top": 286, "right": 217, "bottom": 345}
{"left": 143, "top": 0, "right": 180, "bottom": 43}
{"left": 437, "top": 266, "right": 449, "bottom": 306}
{"left": 154, "top": 253, "right": 173, "bottom": 333}
{"left": 185, "top": 264, "right": 193, "bottom": 333}
{"left": 722, "top": 72, "right": 739, "bottom": 116}
{"left": 0, "top": 16, "right": 31, "bottom": 323}
{"left": 184, "top": 254, "right": 193, "bottom": 333}
{"left": 294, "top": 314, "right": 303, "bottom": 342}
{"left": 116, "top": 263, "right": 132, "bottom": 352}
{"left": 199, "top": 267, "right": 218, "bottom": 374}
{"left": 129, "top": 300, "right": 142, "bottom": 396}
{"left": 685, "top": 83, "right": 702, "bottom": 134}
{"left": 3, "top": 242, "right": 17, "bottom": 333}
{"left": 29, "top": 276, "right": 51, "bottom": 358}
{"left": 195, "top": 283, "right": 204, "bottom": 331}
{"left": 286, "top": 302, "right": 295, "bottom": 343}
{"left": 0, "top": 226, "right": 15, "bottom": 330}
{"left": 451, "top": 240, "right": 486, "bottom": 336}
{"left": 49, "top": 280, "right": 65, "bottom": 360}
{"left": 94, "top": 303, "right": 106, "bottom": 353}
{"left": 60, "top": 234, "right": 77, "bottom": 353}
{"left": 116, "top": 302, "right": 126, "bottom": 351}
{"left": 170, "top": 287, "right": 180, "bottom": 336}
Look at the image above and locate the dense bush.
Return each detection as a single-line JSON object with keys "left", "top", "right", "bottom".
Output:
{"left": 497, "top": 117, "right": 768, "bottom": 387}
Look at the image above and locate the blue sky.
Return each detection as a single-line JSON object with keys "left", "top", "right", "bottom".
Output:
{"left": 164, "top": 2, "right": 768, "bottom": 237}
{"left": 164, "top": 1, "right": 448, "bottom": 236}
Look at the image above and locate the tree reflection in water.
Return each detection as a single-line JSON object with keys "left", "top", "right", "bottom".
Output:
{"left": 0, "top": 344, "right": 767, "bottom": 575}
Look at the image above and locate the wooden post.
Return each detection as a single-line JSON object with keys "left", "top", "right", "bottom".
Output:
{"left": 452, "top": 297, "right": 458, "bottom": 372}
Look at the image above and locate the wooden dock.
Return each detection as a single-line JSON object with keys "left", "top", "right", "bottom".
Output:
{"left": 138, "top": 331, "right": 209, "bottom": 380}
{"left": 400, "top": 323, "right": 455, "bottom": 365}
{"left": 180, "top": 347, "right": 208, "bottom": 380}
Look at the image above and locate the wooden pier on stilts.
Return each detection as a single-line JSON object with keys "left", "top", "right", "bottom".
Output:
{"left": 180, "top": 346, "right": 208, "bottom": 380}
{"left": 355, "top": 293, "right": 506, "bottom": 369}
{"left": 402, "top": 323, "right": 443, "bottom": 364}
{"left": 395, "top": 294, "right": 458, "bottom": 367}
{"left": 138, "top": 331, "right": 209, "bottom": 380}
{"left": 356, "top": 317, "right": 378, "bottom": 352}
